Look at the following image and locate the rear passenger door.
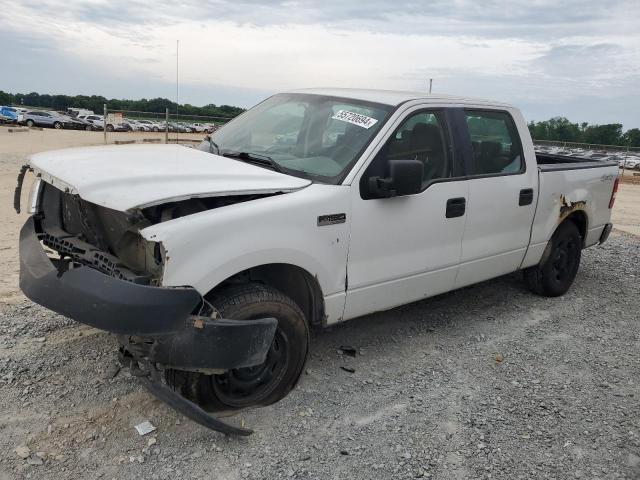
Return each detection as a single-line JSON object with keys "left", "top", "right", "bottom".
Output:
{"left": 454, "top": 109, "right": 537, "bottom": 288}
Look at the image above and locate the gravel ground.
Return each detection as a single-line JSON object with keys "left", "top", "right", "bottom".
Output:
{"left": 1, "top": 232, "right": 639, "bottom": 480}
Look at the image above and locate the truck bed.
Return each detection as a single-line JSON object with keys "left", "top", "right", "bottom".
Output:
{"left": 535, "top": 152, "right": 618, "bottom": 172}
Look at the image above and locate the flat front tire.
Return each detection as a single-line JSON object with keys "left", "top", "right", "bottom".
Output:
{"left": 168, "top": 283, "right": 309, "bottom": 412}
{"left": 524, "top": 221, "right": 582, "bottom": 297}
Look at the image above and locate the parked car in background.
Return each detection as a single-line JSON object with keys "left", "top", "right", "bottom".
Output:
{"left": 68, "top": 108, "right": 94, "bottom": 118}
{"left": 78, "top": 114, "right": 129, "bottom": 132}
{"left": 136, "top": 120, "right": 162, "bottom": 132}
{"left": 0, "top": 106, "right": 19, "bottom": 123}
{"left": 129, "top": 119, "right": 151, "bottom": 132}
{"left": 167, "top": 122, "right": 190, "bottom": 133}
{"left": 189, "top": 123, "right": 207, "bottom": 133}
{"left": 20, "top": 110, "right": 74, "bottom": 129}
{"left": 620, "top": 156, "right": 640, "bottom": 169}
{"left": 60, "top": 114, "right": 98, "bottom": 131}
{"left": 78, "top": 114, "right": 104, "bottom": 130}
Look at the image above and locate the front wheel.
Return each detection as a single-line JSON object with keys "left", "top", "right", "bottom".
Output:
{"left": 53, "top": 121, "right": 62, "bottom": 129}
{"left": 523, "top": 221, "right": 582, "bottom": 297}
{"left": 168, "top": 283, "right": 309, "bottom": 412}
{"left": 26, "top": 119, "right": 34, "bottom": 127}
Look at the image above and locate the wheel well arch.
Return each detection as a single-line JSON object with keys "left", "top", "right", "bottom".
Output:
{"left": 564, "top": 210, "right": 588, "bottom": 245}
{"left": 205, "top": 263, "right": 325, "bottom": 328}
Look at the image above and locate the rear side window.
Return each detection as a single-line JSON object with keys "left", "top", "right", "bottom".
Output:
{"left": 465, "top": 110, "right": 523, "bottom": 175}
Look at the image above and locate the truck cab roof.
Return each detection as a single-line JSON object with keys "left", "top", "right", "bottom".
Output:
{"left": 287, "top": 88, "right": 512, "bottom": 108}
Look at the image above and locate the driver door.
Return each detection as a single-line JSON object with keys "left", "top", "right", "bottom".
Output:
{"left": 344, "top": 107, "right": 469, "bottom": 320}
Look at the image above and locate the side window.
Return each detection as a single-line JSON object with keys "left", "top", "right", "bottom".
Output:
{"left": 465, "top": 110, "right": 523, "bottom": 175}
{"left": 376, "top": 110, "right": 451, "bottom": 186}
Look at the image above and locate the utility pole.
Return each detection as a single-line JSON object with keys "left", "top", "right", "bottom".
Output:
{"left": 429, "top": 78, "right": 433, "bottom": 94}
{"left": 176, "top": 39, "right": 179, "bottom": 144}
{"left": 165, "top": 107, "right": 169, "bottom": 144}
{"left": 103, "top": 104, "right": 107, "bottom": 144}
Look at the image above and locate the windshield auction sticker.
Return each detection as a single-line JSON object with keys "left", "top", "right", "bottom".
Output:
{"left": 331, "top": 110, "right": 378, "bottom": 129}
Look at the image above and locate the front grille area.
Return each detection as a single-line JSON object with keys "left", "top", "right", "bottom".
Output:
{"left": 37, "top": 183, "right": 161, "bottom": 285}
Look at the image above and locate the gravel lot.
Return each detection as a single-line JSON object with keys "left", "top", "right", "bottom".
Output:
{"left": 1, "top": 233, "right": 639, "bottom": 479}
{"left": 1, "top": 130, "right": 639, "bottom": 479}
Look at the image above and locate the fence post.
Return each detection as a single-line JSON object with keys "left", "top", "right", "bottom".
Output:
{"left": 103, "top": 104, "right": 107, "bottom": 144}
{"left": 165, "top": 108, "right": 169, "bottom": 144}
{"left": 621, "top": 146, "right": 629, "bottom": 177}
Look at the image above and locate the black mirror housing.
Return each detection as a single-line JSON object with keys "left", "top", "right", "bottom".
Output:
{"left": 368, "top": 159, "right": 423, "bottom": 198}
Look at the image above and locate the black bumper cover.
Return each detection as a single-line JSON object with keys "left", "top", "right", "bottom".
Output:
{"left": 19, "top": 217, "right": 277, "bottom": 371}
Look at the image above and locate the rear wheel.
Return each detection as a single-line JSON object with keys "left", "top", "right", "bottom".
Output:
{"left": 106, "top": 124, "right": 114, "bottom": 132}
{"left": 85, "top": 125, "right": 92, "bottom": 131}
{"left": 26, "top": 119, "right": 34, "bottom": 127}
{"left": 53, "top": 121, "right": 62, "bottom": 129}
{"left": 168, "top": 283, "right": 309, "bottom": 412}
{"left": 524, "top": 221, "right": 582, "bottom": 297}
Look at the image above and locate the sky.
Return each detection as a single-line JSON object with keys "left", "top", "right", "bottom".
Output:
{"left": 1, "top": 0, "right": 639, "bottom": 128}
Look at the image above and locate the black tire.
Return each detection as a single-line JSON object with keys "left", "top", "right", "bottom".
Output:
{"left": 523, "top": 221, "right": 582, "bottom": 297}
{"left": 26, "top": 119, "right": 34, "bottom": 128}
{"left": 168, "top": 283, "right": 309, "bottom": 412}
{"left": 85, "top": 125, "right": 92, "bottom": 131}
{"left": 53, "top": 121, "right": 62, "bottom": 129}
{"left": 106, "top": 124, "right": 114, "bottom": 132}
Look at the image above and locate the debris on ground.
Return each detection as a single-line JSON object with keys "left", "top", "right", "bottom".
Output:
{"left": 134, "top": 421, "right": 157, "bottom": 436}
{"left": 14, "top": 445, "right": 30, "bottom": 459}
{"left": 337, "top": 346, "right": 357, "bottom": 357}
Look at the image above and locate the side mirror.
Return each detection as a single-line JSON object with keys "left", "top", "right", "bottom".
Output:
{"left": 368, "top": 159, "right": 423, "bottom": 198}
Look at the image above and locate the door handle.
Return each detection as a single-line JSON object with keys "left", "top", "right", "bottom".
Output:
{"left": 519, "top": 188, "right": 534, "bottom": 206}
{"left": 446, "top": 197, "right": 466, "bottom": 218}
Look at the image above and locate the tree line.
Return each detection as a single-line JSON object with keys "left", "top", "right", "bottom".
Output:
{"left": 2, "top": 90, "right": 638, "bottom": 146}
{"left": 527, "top": 117, "right": 640, "bottom": 148}
{"left": 0, "top": 90, "right": 245, "bottom": 120}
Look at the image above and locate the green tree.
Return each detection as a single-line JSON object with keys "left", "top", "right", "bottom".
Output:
{"left": 623, "top": 128, "right": 640, "bottom": 147}
{"left": 583, "top": 124, "right": 623, "bottom": 146}
{"left": 5, "top": 90, "right": 245, "bottom": 120}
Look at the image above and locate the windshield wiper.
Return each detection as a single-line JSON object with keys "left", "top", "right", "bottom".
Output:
{"left": 222, "top": 151, "right": 283, "bottom": 173}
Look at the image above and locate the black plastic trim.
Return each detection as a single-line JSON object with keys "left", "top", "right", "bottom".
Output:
{"left": 446, "top": 197, "right": 466, "bottom": 218}
{"left": 519, "top": 188, "right": 534, "bottom": 206}
{"left": 599, "top": 223, "right": 613, "bottom": 244}
{"left": 538, "top": 161, "right": 618, "bottom": 172}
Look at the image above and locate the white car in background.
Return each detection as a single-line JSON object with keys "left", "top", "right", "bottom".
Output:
{"left": 190, "top": 123, "right": 207, "bottom": 133}
{"left": 620, "top": 156, "right": 640, "bottom": 169}
{"left": 136, "top": 120, "right": 162, "bottom": 132}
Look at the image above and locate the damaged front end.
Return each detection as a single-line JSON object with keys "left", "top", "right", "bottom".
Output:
{"left": 17, "top": 178, "right": 277, "bottom": 435}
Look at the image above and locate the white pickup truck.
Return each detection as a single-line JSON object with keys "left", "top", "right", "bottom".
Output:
{"left": 16, "top": 88, "right": 619, "bottom": 434}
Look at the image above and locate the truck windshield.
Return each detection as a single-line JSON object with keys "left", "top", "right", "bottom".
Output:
{"left": 200, "top": 93, "right": 393, "bottom": 183}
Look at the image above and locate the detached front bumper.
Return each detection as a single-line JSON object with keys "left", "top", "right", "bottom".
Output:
{"left": 19, "top": 217, "right": 277, "bottom": 371}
